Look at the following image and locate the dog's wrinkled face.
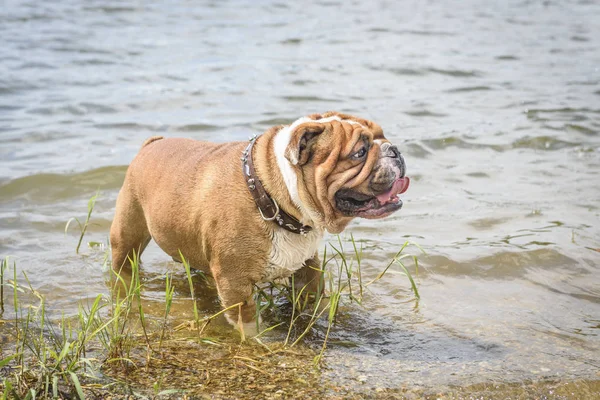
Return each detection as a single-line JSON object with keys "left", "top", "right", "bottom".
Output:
{"left": 284, "top": 112, "right": 409, "bottom": 233}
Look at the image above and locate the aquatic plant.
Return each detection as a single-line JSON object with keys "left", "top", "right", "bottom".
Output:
{"left": 0, "top": 263, "right": 100, "bottom": 399}
{"left": 0, "top": 256, "right": 8, "bottom": 312}
{"left": 0, "top": 193, "right": 424, "bottom": 398}
{"left": 65, "top": 191, "right": 99, "bottom": 254}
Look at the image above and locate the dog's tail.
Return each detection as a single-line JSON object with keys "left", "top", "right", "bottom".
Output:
{"left": 141, "top": 136, "right": 164, "bottom": 149}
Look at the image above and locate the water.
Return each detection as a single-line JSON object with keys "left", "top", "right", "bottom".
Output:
{"left": 1, "top": 0, "right": 599, "bottom": 395}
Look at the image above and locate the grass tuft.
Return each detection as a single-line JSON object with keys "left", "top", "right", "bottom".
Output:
{"left": 1, "top": 193, "right": 425, "bottom": 398}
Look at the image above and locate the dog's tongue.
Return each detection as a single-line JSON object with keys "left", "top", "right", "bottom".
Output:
{"left": 376, "top": 177, "right": 410, "bottom": 204}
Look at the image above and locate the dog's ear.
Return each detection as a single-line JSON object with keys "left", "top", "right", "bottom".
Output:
{"left": 286, "top": 123, "right": 327, "bottom": 166}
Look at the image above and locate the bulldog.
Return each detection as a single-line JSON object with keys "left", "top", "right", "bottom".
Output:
{"left": 110, "top": 111, "right": 409, "bottom": 336}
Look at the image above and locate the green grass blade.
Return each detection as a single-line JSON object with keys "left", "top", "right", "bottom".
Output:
{"left": 1, "top": 257, "right": 7, "bottom": 312}
{"left": 64, "top": 217, "right": 82, "bottom": 235}
{"left": 23, "top": 389, "right": 36, "bottom": 400}
{"left": 0, "top": 354, "right": 19, "bottom": 368}
{"left": 56, "top": 340, "right": 71, "bottom": 364}
{"left": 394, "top": 259, "right": 420, "bottom": 299}
{"left": 52, "top": 376, "right": 58, "bottom": 399}
{"left": 181, "top": 251, "right": 200, "bottom": 328}
{"left": 409, "top": 240, "right": 428, "bottom": 255}
{"left": 69, "top": 372, "right": 85, "bottom": 400}
{"left": 2, "top": 378, "right": 13, "bottom": 400}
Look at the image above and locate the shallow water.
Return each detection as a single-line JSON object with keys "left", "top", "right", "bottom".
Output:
{"left": 1, "top": 0, "right": 600, "bottom": 395}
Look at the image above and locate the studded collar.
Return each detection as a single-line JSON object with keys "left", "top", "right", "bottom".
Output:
{"left": 241, "top": 135, "right": 313, "bottom": 236}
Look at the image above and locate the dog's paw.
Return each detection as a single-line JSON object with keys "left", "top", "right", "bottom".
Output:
{"left": 225, "top": 313, "right": 261, "bottom": 340}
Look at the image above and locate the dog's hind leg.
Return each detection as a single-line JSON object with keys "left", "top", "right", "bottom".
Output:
{"left": 110, "top": 188, "right": 151, "bottom": 272}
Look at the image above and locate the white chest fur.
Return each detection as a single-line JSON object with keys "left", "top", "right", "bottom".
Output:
{"left": 262, "top": 229, "right": 322, "bottom": 282}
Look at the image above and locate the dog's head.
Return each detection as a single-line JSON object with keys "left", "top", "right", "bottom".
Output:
{"left": 276, "top": 111, "right": 409, "bottom": 233}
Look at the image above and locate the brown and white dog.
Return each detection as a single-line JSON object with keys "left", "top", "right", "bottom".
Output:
{"left": 110, "top": 111, "right": 409, "bottom": 336}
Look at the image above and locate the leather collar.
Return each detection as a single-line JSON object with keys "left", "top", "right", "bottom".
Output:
{"left": 241, "top": 135, "right": 313, "bottom": 236}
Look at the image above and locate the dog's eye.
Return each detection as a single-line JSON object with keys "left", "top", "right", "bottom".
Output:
{"left": 351, "top": 147, "right": 367, "bottom": 159}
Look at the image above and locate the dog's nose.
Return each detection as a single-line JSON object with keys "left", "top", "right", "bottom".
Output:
{"left": 381, "top": 143, "right": 401, "bottom": 159}
{"left": 388, "top": 145, "right": 401, "bottom": 159}
{"left": 383, "top": 144, "right": 406, "bottom": 177}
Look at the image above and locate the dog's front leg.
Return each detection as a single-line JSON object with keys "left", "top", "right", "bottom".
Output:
{"left": 211, "top": 263, "right": 259, "bottom": 339}
{"left": 292, "top": 254, "right": 324, "bottom": 300}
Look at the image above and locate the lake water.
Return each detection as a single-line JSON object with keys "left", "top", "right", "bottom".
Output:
{"left": 1, "top": 0, "right": 599, "bottom": 396}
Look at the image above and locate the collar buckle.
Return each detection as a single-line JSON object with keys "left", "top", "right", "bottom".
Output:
{"left": 258, "top": 198, "right": 280, "bottom": 221}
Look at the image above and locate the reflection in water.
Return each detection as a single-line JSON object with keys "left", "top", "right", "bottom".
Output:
{"left": 1, "top": 0, "right": 600, "bottom": 395}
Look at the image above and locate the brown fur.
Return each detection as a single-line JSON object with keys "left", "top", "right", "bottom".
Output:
{"left": 110, "top": 112, "right": 397, "bottom": 333}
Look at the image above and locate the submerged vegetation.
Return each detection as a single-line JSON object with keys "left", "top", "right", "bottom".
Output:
{"left": 0, "top": 194, "right": 424, "bottom": 399}
{"left": 64, "top": 192, "right": 99, "bottom": 255}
